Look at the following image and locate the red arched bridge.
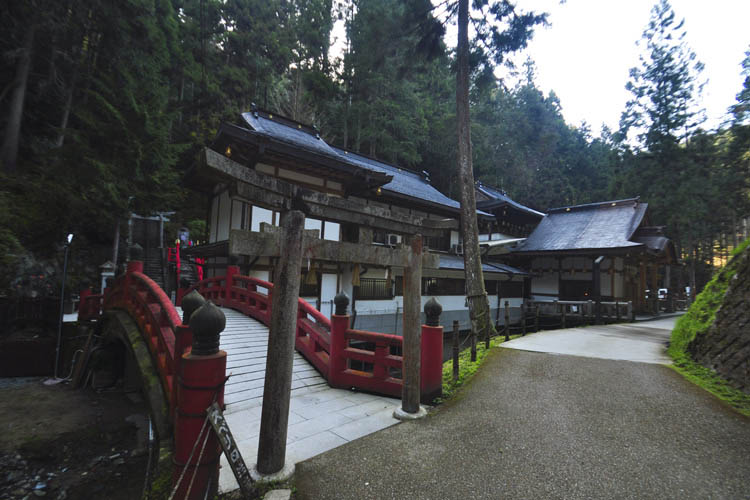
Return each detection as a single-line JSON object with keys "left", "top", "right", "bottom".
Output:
{"left": 78, "top": 260, "right": 443, "bottom": 498}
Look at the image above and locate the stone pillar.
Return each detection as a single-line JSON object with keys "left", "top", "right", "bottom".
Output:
{"left": 173, "top": 302, "right": 226, "bottom": 500}
{"left": 395, "top": 235, "right": 425, "bottom": 420}
{"left": 420, "top": 297, "right": 443, "bottom": 404}
{"left": 256, "top": 210, "right": 305, "bottom": 478}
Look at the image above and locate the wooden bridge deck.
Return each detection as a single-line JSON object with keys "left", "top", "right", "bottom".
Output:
{"left": 180, "top": 306, "right": 400, "bottom": 493}
{"left": 220, "top": 308, "right": 328, "bottom": 411}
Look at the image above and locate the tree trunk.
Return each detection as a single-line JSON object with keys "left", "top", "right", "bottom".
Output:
{"left": 56, "top": 69, "right": 78, "bottom": 148}
{"left": 456, "top": 0, "right": 494, "bottom": 340}
{"left": 2, "top": 25, "right": 35, "bottom": 172}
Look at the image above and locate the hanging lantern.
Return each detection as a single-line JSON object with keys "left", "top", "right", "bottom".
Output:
{"left": 305, "top": 261, "right": 318, "bottom": 286}
{"left": 352, "top": 263, "right": 361, "bottom": 286}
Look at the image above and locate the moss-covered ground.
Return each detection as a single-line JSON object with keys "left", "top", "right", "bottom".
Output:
{"left": 439, "top": 333, "right": 521, "bottom": 403}
{"left": 667, "top": 238, "right": 750, "bottom": 417}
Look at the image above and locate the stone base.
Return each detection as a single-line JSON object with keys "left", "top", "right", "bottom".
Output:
{"left": 250, "top": 462, "right": 295, "bottom": 483}
{"left": 393, "top": 405, "right": 428, "bottom": 421}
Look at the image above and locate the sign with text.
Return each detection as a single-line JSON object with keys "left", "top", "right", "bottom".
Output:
{"left": 207, "top": 402, "right": 255, "bottom": 496}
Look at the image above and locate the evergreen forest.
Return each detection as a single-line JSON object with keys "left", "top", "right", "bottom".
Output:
{"left": 1, "top": 0, "right": 749, "bottom": 294}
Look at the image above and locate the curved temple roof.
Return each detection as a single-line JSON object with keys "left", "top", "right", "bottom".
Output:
{"left": 517, "top": 198, "right": 649, "bottom": 253}
{"left": 235, "top": 110, "right": 489, "bottom": 216}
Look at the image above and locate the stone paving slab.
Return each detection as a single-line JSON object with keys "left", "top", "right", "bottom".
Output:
{"left": 195, "top": 307, "right": 401, "bottom": 494}
{"left": 219, "top": 385, "right": 399, "bottom": 493}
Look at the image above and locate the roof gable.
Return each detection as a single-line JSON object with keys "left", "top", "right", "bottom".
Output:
{"left": 518, "top": 198, "right": 648, "bottom": 253}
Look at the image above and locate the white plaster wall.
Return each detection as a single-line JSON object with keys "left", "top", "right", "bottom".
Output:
{"left": 320, "top": 273, "right": 338, "bottom": 319}
{"left": 217, "top": 191, "right": 231, "bottom": 241}
{"left": 248, "top": 269, "right": 270, "bottom": 294}
{"left": 450, "top": 231, "right": 460, "bottom": 247}
{"left": 209, "top": 196, "right": 219, "bottom": 243}
{"left": 251, "top": 206, "right": 273, "bottom": 232}
{"left": 230, "top": 199, "right": 244, "bottom": 230}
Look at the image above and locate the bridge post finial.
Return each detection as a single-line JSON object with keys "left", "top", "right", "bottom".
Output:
{"left": 181, "top": 289, "right": 206, "bottom": 325}
{"left": 189, "top": 301, "right": 226, "bottom": 355}
{"left": 334, "top": 292, "right": 350, "bottom": 316}
{"left": 424, "top": 297, "right": 442, "bottom": 327}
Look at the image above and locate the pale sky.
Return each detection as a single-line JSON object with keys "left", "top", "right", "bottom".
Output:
{"left": 330, "top": 1, "right": 750, "bottom": 135}
{"left": 495, "top": 0, "right": 750, "bottom": 134}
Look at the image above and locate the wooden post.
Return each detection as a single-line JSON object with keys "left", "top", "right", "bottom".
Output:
{"left": 521, "top": 302, "right": 527, "bottom": 336}
{"left": 452, "top": 320, "right": 459, "bottom": 382}
{"left": 615, "top": 300, "right": 620, "bottom": 321}
{"left": 504, "top": 301, "right": 510, "bottom": 341}
{"left": 593, "top": 255, "right": 604, "bottom": 325}
{"left": 561, "top": 303, "right": 567, "bottom": 329}
{"left": 534, "top": 304, "right": 540, "bottom": 332}
{"left": 400, "top": 235, "right": 423, "bottom": 415}
{"left": 470, "top": 323, "right": 477, "bottom": 362}
{"left": 629, "top": 300, "right": 635, "bottom": 322}
{"left": 256, "top": 210, "right": 305, "bottom": 476}
{"left": 651, "top": 262, "right": 659, "bottom": 316}
{"left": 485, "top": 318, "right": 491, "bottom": 349}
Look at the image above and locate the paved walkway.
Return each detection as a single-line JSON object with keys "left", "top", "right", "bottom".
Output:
{"left": 501, "top": 316, "right": 679, "bottom": 364}
{"left": 211, "top": 308, "right": 400, "bottom": 493}
{"left": 295, "top": 318, "right": 750, "bottom": 499}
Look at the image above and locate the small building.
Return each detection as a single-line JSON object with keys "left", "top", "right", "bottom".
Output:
{"left": 501, "top": 198, "right": 676, "bottom": 312}
{"left": 475, "top": 182, "right": 545, "bottom": 239}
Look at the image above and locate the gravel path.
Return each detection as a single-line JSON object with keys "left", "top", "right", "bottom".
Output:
{"left": 295, "top": 348, "right": 750, "bottom": 499}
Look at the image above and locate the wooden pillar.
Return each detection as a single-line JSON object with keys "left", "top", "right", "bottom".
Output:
{"left": 399, "top": 235, "right": 423, "bottom": 416}
{"left": 639, "top": 260, "right": 646, "bottom": 313}
{"left": 651, "top": 261, "right": 659, "bottom": 315}
{"left": 452, "top": 320, "right": 459, "bottom": 382}
{"left": 256, "top": 210, "right": 305, "bottom": 476}
{"left": 593, "top": 256, "right": 604, "bottom": 325}
{"left": 504, "top": 300, "right": 510, "bottom": 341}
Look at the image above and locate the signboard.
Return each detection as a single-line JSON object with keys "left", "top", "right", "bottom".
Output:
{"left": 207, "top": 402, "right": 255, "bottom": 496}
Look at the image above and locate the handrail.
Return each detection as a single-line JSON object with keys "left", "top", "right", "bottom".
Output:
{"left": 184, "top": 269, "right": 411, "bottom": 399}
{"left": 103, "top": 268, "right": 182, "bottom": 405}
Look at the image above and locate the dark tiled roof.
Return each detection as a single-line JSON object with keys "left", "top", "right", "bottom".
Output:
{"left": 475, "top": 182, "right": 545, "bottom": 219}
{"left": 238, "top": 110, "right": 484, "bottom": 215}
{"left": 439, "top": 254, "right": 528, "bottom": 276}
{"left": 517, "top": 198, "right": 647, "bottom": 253}
{"left": 241, "top": 111, "right": 341, "bottom": 161}
{"left": 331, "top": 147, "right": 465, "bottom": 212}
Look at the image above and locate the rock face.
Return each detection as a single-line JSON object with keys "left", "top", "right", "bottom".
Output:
{"left": 689, "top": 248, "right": 750, "bottom": 393}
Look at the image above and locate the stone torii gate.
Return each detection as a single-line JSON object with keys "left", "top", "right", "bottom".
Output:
{"left": 235, "top": 211, "right": 440, "bottom": 480}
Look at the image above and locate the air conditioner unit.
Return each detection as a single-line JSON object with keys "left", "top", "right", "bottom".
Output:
{"left": 452, "top": 243, "right": 463, "bottom": 255}
{"left": 387, "top": 233, "right": 401, "bottom": 246}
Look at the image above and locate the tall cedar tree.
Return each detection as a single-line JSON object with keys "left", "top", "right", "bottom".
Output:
{"left": 455, "top": 0, "right": 546, "bottom": 341}
{"left": 618, "top": 0, "right": 706, "bottom": 292}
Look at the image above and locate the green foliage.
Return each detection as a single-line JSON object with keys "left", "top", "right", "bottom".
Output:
{"left": 668, "top": 238, "right": 750, "bottom": 416}
{"left": 439, "top": 333, "right": 520, "bottom": 403}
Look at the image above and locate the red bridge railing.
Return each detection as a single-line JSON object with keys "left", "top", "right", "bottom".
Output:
{"left": 78, "top": 288, "right": 103, "bottom": 322}
{"left": 181, "top": 265, "right": 442, "bottom": 402}
{"left": 103, "top": 261, "right": 183, "bottom": 403}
